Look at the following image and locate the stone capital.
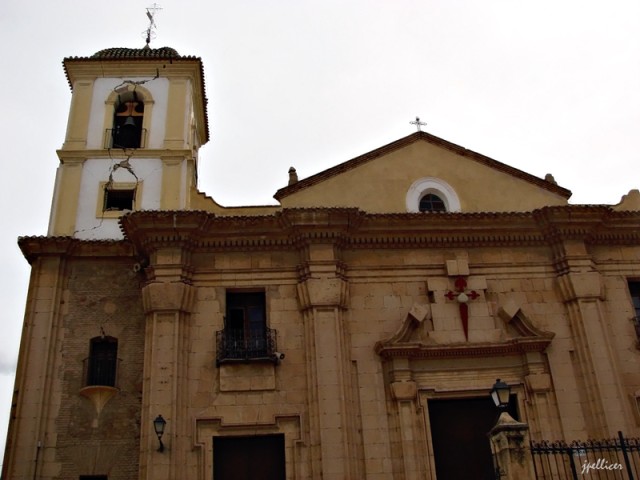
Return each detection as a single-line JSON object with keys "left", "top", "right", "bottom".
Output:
{"left": 297, "top": 276, "right": 348, "bottom": 310}
{"left": 391, "top": 381, "right": 417, "bottom": 401}
{"left": 142, "top": 282, "right": 196, "bottom": 314}
{"left": 556, "top": 271, "right": 604, "bottom": 302}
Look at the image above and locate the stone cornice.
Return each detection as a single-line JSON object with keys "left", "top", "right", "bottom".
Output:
{"left": 56, "top": 149, "right": 195, "bottom": 163}
{"left": 18, "top": 206, "right": 639, "bottom": 263}
{"left": 117, "top": 206, "right": 640, "bottom": 256}
{"left": 535, "top": 206, "right": 640, "bottom": 246}
{"left": 18, "top": 236, "right": 134, "bottom": 264}
{"left": 375, "top": 337, "right": 553, "bottom": 360}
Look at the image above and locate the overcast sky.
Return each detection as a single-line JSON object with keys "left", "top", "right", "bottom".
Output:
{"left": 0, "top": 0, "right": 638, "bottom": 460}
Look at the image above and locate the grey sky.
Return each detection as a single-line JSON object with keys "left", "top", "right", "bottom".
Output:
{"left": 0, "top": 0, "right": 638, "bottom": 458}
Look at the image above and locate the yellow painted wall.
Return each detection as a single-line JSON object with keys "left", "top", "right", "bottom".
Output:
{"left": 280, "top": 140, "right": 568, "bottom": 213}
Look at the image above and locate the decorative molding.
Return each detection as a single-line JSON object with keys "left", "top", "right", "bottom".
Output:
{"left": 376, "top": 298, "right": 554, "bottom": 361}
{"left": 19, "top": 206, "right": 639, "bottom": 263}
{"left": 376, "top": 337, "right": 554, "bottom": 360}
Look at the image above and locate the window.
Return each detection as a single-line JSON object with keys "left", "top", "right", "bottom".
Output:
{"left": 630, "top": 282, "right": 640, "bottom": 319}
{"left": 111, "top": 92, "right": 144, "bottom": 149}
{"left": 419, "top": 193, "right": 447, "bottom": 212}
{"left": 406, "top": 177, "right": 461, "bottom": 213}
{"left": 629, "top": 281, "right": 640, "bottom": 339}
{"left": 96, "top": 182, "right": 141, "bottom": 218}
{"left": 216, "top": 291, "right": 278, "bottom": 364}
{"left": 85, "top": 336, "right": 118, "bottom": 387}
{"left": 104, "top": 187, "right": 135, "bottom": 211}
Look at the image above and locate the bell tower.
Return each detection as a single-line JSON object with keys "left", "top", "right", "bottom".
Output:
{"left": 49, "top": 46, "right": 209, "bottom": 239}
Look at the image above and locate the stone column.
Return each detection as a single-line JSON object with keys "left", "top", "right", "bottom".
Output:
{"left": 139, "top": 246, "right": 196, "bottom": 480}
{"left": 488, "top": 412, "right": 535, "bottom": 480}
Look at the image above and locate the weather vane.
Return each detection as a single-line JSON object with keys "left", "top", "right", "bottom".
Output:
{"left": 143, "top": 3, "right": 162, "bottom": 47}
{"left": 410, "top": 116, "right": 427, "bottom": 132}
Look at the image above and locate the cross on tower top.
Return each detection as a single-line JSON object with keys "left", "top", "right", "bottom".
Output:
{"left": 144, "top": 3, "right": 162, "bottom": 47}
{"left": 410, "top": 116, "right": 427, "bottom": 132}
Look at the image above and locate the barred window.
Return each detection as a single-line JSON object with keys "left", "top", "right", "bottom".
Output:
{"left": 86, "top": 337, "right": 118, "bottom": 387}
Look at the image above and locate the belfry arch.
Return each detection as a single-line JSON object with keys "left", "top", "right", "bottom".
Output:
{"left": 103, "top": 84, "right": 154, "bottom": 149}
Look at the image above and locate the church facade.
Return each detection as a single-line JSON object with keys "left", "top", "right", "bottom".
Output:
{"left": 3, "top": 46, "right": 640, "bottom": 480}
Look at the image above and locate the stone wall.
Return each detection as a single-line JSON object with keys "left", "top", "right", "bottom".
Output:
{"left": 56, "top": 258, "right": 144, "bottom": 479}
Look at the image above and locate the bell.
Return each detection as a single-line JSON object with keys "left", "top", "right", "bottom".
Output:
{"left": 123, "top": 116, "right": 136, "bottom": 127}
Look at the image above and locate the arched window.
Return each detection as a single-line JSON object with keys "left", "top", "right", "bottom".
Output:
{"left": 111, "top": 91, "right": 144, "bottom": 149}
{"left": 406, "top": 177, "right": 461, "bottom": 213}
{"left": 419, "top": 193, "right": 447, "bottom": 212}
{"left": 85, "top": 336, "right": 118, "bottom": 387}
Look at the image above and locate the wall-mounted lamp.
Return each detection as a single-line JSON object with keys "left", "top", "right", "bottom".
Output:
{"left": 490, "top": 379, "right": 511, "bottom": 409}
{"left": 153, "top": 414, "right": 166, "bottom": 452}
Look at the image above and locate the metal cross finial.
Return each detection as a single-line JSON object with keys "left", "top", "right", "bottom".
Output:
{"left": 144, "top": 3, "right": 162, "bottom": 46}
{"left": 410, "top": 116, "right": 427, "bottom": 132}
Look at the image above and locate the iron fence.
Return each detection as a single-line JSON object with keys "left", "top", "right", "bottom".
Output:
{"left": 531, "top": 432, "right": 640, "bottom": 479}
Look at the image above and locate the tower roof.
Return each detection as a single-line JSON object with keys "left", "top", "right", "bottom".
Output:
{"left": 91, "top": 46, "right": 181, "bottom": 59}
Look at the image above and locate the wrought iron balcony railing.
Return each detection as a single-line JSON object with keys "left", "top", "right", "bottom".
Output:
{"left": 82, "top": 357, "right": 121, "bottom": 388}
{"left": 216, "top": 328, "right": 278, "bottom": 366}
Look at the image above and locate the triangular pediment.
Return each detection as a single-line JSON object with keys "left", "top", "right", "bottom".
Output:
{"left": 275, "top": 132, "right": 571, "bottom": 213}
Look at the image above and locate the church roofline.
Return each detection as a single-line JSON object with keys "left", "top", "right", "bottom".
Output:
{"left": 273, "top": 131, "right": 572, "bottom": 201}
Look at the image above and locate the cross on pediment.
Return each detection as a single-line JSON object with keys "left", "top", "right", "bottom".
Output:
{"left": 445, "top": 277, "right": 479, "bottom": 341}
{"left": 410, "top": 116, "right": 427, "bottom": 132}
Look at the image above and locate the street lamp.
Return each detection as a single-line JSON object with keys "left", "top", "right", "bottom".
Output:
{"left": 490, "top": 379, "right": 510, "bottom": 409}
{"left": 153, "top": 414, "right": 166, "bottom": 452}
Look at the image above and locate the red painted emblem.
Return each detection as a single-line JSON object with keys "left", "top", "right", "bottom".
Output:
{"left": 445, "top": 277, "right": 479, "bottom": 341}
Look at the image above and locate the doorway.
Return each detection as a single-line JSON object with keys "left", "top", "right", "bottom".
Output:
{"left": 213, "top": 434, "right": 285, "bottom": 480}
{"left": 428, "top": 396, "right": 518, "bottom": 480}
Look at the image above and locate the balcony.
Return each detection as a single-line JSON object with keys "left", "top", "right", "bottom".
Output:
{"left": 216, "top": 328, "right": 278, "bottom": 366}
{"left": 79, "top": 357, "right": 121, "bottom": 416}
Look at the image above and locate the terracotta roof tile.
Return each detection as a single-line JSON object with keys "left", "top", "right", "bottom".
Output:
{"left": 90, "top": 46, "right": 181, "bottom": 59}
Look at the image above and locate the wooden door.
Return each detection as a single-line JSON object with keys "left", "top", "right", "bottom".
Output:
{"left": 213, "top": 434, "right": 285, "bottom": 480}
{"left": 428, "top": 397, "right": 518, "bottom": 480}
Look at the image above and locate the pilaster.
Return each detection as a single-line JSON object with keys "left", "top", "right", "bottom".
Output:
{"left": 3, "top": 254, "right": 68, "bottom": 479}
{"left": 388, "top": 357, "right": 427, "bottom": 480}
{"left": 49, "top": 157, "right": 85, "bottom": 236}
{"left": 291, "top": 211, "right": 363, "bottom": 479}
{"left": 160, "top": 156, "right": 185, "bottom": 210}
{"left": 63, "top": 79, "right": 94, "bottom": 150}
{"left": 139, "top": 246, "right": 196, "bottom": 480}
{"left": 164, "top": 79, "right": 188, "bottom": 149}
{"left": 538, "top": 207, "right": 634, "bottom": 437}
{"left": 555, "top": 269, "right": 631, "bottom": 436}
